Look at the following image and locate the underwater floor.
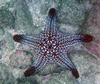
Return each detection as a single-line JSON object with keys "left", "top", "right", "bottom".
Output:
{"left": 0, "top": 0, "right": 100, "bottom": 84}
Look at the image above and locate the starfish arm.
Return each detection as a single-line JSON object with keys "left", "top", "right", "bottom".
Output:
{"left": 13, "top": 35, "right": 40, "bottom": 49}
{"left": 32, "top": 55, "right": 48, "bottom": 72}
{"left": 64, "top": 34, "right": 93, "bottom": 47}
{"left": 54, "top": 53, "right": 79, "bottom": 78}
{"left": 45, "top": 8, "right": 57, "bottom": 33}
{"left": 24, "top": 55, "right": 47, "bottom": 77}
{"left": 24, "top": 66, "right": 35, "bottom": 77}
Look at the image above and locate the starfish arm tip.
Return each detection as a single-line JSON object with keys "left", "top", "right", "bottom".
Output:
{"left": 13, "top": 35, "right": 22, "bottom": 42}
{"left": 24, "top": 66, "right": 35, "bottom": 77}
{"left": 49, "top": 8, "right": 56, "bottom": 17}
{"left": 71, "top": 69, "right": 79, "bottom": 78}
{"left": 81, "top": 34, "right": 93, "bottom": 42}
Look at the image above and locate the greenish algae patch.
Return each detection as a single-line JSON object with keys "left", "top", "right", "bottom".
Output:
{"left": 0, "top": 9, "right": 15, "bottom": 29}
{"left": 16, "top": 77, "right": 38, "bottom": 84}
{"left": 14, "top": 0, "right": 36, "bottom": 34}
{"left": 0, "top": 63, "right": 15, "bottom": 84}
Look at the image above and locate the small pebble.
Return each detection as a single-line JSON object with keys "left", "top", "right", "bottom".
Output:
{"left": 0, "top": 48, "right": 3, "bottom": 59}
{"left": 0, "top": 27, "right": 5, "bottom": 35}
{"left": 0, "top": 40, "right": 6, "bottom": 49}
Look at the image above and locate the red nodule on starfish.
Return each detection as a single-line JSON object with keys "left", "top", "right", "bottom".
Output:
{"left": 24, "top": 66, "right": 35, "bottom": 77}
{"left": 82, "top": 34, "right": 93, "bottom": 42}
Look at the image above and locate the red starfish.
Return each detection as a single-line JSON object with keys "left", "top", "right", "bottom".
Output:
{"left": 13, "top": 8, "right": 93, "bottom": 78}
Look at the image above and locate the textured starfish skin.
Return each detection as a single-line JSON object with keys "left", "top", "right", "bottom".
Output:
{"left": 13, "top": 8, "right": 93, "bottom": 78}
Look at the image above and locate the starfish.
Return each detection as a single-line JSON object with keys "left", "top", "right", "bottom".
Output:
{"left": 13, "top": 8, "right": 93, "bottom": 78}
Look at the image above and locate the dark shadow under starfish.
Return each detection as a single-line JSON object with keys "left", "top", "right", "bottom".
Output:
{"left": 13, "top": 8, "right": 93, "bottom": 78}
